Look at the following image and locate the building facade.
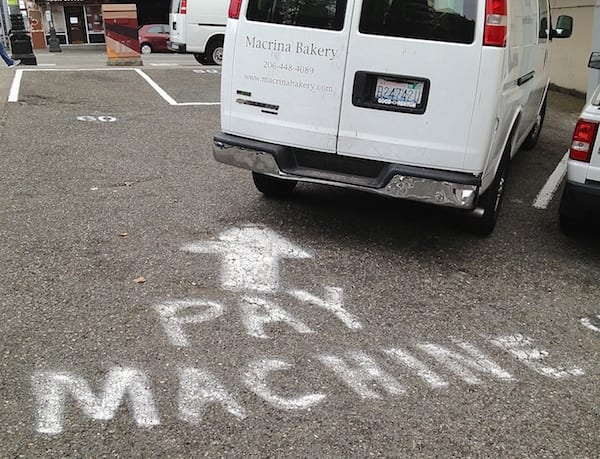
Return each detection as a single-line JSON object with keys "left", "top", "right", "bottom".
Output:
{"left": 8, "top": 0, "right": 167, "bottom": 47}
{"left": 33, "top": 0, "right": 137, "bottom": 46}
{"left": 0, "top": 0, "right": 11, "bottom": 45}
{"left": 549, "top": 0, "right": 597, "bottom": 95}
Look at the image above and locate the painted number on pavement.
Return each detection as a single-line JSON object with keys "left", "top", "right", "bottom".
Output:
{"left": 77, "top": 115, "right": 118, "bottom": 122}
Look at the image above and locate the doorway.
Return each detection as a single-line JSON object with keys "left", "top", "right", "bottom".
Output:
{"left": 64, "top": 6, "right": 87, "bottom": 44}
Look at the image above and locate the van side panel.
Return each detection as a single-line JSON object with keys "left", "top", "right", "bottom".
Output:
{"left": 522, "top": 0, "right": 551, "bottom": 142}
{"left": 507, "top": 0, "right": 548, "bottom": 146}
{"left": 472, "top": 0, "right": 552, "bottom": 192}
{"left": 469, "top": 48, "right": 508, "bottom": 191}
{"left": 221, "top": 19, "right": 238, "bottom": 133}
{"left": 186, "top": 0, "right": 228, "bottom": 52}
{"left": 169, "top": 0, "right": 228, "bottom": 54}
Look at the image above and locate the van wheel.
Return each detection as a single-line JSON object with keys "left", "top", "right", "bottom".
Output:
{"left": 193, "top": 53, "right": 205, "bottom": 64}
{"left": 521, "top": 97, "right": 547, "bottom": 151}
{"left": 140, "top": 43, "right": 152, "bottom": 54}
{"left": 466, "top": 149, "right": 510, "bottom": 236}
{"left": 204, "top": 40, "right": 224, "bottom": 65}
{"left": 252, "top": 172, "right": 297, "bottom": 197}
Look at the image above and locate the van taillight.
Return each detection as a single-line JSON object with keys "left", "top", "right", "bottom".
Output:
{"left": 484, "top": 0, "right": 507, "bottom": 47}
{"left": 570, "top": 119, "right": 599, "bottom": 162}
{"left": 180, "top": 0, "right": 187, "bottom": 14}
{"left": 228, "top": 0, "right": 242, "bottom": 19}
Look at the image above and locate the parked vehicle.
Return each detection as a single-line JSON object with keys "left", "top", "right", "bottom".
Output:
{"left": 559, "top": 53, "right": 600, "bottom": 233}
{"left": 138, "top": 24, "right": 171, "bottom": 54}
{"left": 213, "top": 0, "right": 573, "bottom": 234}
{"left": 167, "top": 0, "right": 228, "bottom": 65}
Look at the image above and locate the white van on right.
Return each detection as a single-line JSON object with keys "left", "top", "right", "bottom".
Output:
{"left": 214, "top": 0, "right": 573, "bottom": 234}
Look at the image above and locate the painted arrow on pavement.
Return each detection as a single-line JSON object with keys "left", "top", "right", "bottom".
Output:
{"left": 181, "top": 225, "right": 313, "bottom": 293}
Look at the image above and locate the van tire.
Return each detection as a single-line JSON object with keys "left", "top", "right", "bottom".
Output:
{"left": 466, "top": 148, "right": 510, "bottom": 236}
{"left": 252, "top": 172, "right": 297, "bottom": 197}
{"left": 521, "top": 97, "right": 547, "bottom": 151}
{"left": 194, "top": 53, "right": 205, "bottom": 64}
{"left": 204, "top": 39, "right": 224, "bottom": 65}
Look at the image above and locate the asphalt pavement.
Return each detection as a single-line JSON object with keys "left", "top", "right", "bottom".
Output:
{"left": 0, "top": 45, "right": 598, "bottom": 457}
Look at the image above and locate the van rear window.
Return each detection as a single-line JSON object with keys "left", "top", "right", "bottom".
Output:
{"left": 359, "top": 0, "right": 477, "bottom": 44}
{"left": 246, "top": 0, "right": 346, "bottom": 31}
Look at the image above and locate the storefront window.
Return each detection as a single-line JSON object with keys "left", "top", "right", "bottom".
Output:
{"left": 85, "top": 5, "right": 103, "bottom": 33}
{"left": 50, "top": 4, "right": 66, "bottom": 33}
{"left": 41, "top": 3, "right": 67, "bottom": 44}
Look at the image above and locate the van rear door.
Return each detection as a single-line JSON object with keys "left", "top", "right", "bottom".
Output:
{"left": 338, "top": 0, "right": 483, "bottom": 172}
{"left": 221, "top": 0, "right": 351, "bottom": 153}
{"left": 169, "top": 0, "right": 186, "bottom": 50}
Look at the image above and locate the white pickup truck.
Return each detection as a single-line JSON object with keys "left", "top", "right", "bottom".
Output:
{"left": 559, "top": 52, "right": 600, "bottom": 233}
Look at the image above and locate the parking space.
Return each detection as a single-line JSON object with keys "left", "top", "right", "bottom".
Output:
{"left": 140, "top": 68, "right": 221, "bottom": 104}
{"left": 0, "top": 65, "right": 598, "bottom": 457}
{"left": 15, "top": 69, "right": 160, "bottom": 108}
{"left": 10, "top": 67, "right": 221, "bottom": 107}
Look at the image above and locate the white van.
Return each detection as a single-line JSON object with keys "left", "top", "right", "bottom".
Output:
{"left": 168, "top": 0, "right": 228, "bottom": 65}
{"left": 213, "top": 0, "right": 573, "bottom": 234}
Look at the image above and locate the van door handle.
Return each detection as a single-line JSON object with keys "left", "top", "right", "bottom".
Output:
{"left": 517, "top": 71, "right": 535, "bottom": 86}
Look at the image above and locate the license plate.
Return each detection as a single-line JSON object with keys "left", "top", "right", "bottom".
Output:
{"left": 375, "top": 78, "right": 424, "bottom": 108}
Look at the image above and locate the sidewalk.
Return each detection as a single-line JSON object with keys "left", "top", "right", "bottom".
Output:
{"left": 33, "top": 44, "right": 108, "bottom": 67}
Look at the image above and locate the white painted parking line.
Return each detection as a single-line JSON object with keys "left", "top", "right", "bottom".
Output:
{"left": 134, "top": 68, "right": 178, "bottom": 105}
{"left": 8, "top": 69, "right": 23, "bottom": 102}
{"left": 176, "top": 102, "right": 220, "bottom": 106}
{"left": 6, "top": 68, "right": 219, "bottom": 106}
{"left": 16, "top": 68, "right": 138, "bottom": 72}
{"left": 532, "top": 152, "right": 568, "bottom": 209}
{"left": 580, "top": 315, "right": 600, "bottom": 332}
{"left": 6, "top": 68, "right": 138, "bottom": 103}
{"left": 134, "top": 69, "right": 219, "bottom": 106}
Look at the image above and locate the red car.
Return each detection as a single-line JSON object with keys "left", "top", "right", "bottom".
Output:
{"left": 138, "top": 24, "right": 171, "bottom": 54}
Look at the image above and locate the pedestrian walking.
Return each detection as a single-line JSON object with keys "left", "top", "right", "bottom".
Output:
{"left": 0, "top": 40, "right": 20, "bottom": 68}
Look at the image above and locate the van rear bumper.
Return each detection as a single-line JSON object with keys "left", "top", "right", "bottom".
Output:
{"left": 213, "top": 133, "right": 480, "bottom": 210}
{"left": 167, "top": 41, "right": 186, "bottom": 53}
